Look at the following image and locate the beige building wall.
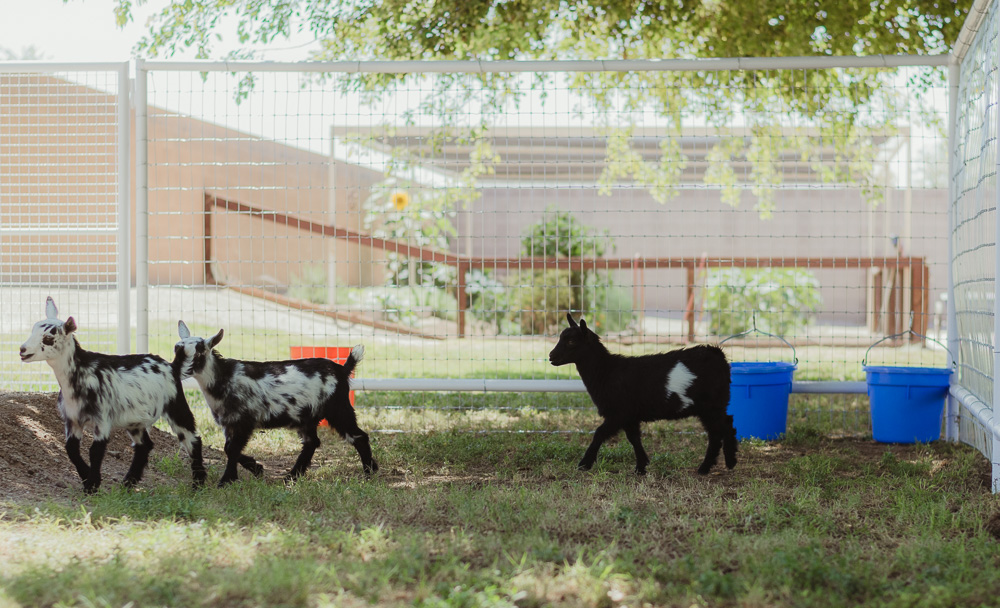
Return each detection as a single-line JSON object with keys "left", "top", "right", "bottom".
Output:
{"left": 144, "top": 109, "right": 386, "bottom": 290}
{"left": 0, "top": 74, "right": 387, "bottom": 291}
{"left": 0, "top": 74, "right": 121, "bottom": 285}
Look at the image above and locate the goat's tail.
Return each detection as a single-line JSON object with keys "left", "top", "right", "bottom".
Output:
{"left": 342, "top": 344, "right": 365, "bottom": 376}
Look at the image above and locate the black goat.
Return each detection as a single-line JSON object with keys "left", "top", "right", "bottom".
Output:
{"left": 549, "top": 313, "right": 736, "bottom": 475}
{"left": 174, "top": 321, "right": 377, "bottom": 485}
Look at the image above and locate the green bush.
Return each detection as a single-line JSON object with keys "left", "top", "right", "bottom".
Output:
{"left": 509, "top": 269, "right": 577, "bottom": 335}
{"left": 590, "top": 280, "right": 634, "bottom": 334}
{"left": 704, "top": 268, "right": 822, "bottom": 337}
{"left": 514, "top": 210, "right": 634, "bottom": 335}
{"left": 465, "top": 269, "right": 512, "bottom": 335}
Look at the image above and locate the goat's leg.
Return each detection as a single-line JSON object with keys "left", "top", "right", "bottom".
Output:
{"left": 238, "top": 454, "right": 265, "bottom": 477}
{"left": 219, "top": 428, "right": 253, "bottom": 487}
{"left": 339, "top": 427, "right": 378, "bottom": 477}
{"left": 64, "top": 431, "right": 90, "bottom": 481}
{"left": 285, "top": 426, "right": 321, "bottom": 481}
{"left": 164, "top": 397, "right": 207, "bottom": 486}
{"left": 122, "top": 428, "right": 154, "bottom": 487}
{"left": 698, "top": 411, "right": 736, "bottom": 474}
{"left": 697, "top": 430, "right": 723, "bottom": 475}
{"left": 722, "top": 413, "right": 738, "bottom": 469}
{"left": 623, "top": 421, "right": 651, "bottom": 475}
{"left": 327, "top": 399, "right": 379, "bottom": 476}
{"left": 83, "top": 436, "right": 109, "bottom": 493}
{"left": 578, "top": 420, "right": 620, "bottom": 471}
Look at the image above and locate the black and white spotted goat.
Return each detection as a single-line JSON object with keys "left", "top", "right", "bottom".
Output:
{"left": 175, "top": 321, "right": 378, "bottom": 485}
{"left": 549, "top": 313, "right": 736, "bottom": 475}
{"left": 19, "top": 297, "right": 206, "bottom": 492}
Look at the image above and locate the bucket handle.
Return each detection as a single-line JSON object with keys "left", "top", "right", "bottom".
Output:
{"left": 862, "top": 311, "right": 957, "bottom": 369}
{"left": 719, "top": 312, "right": 798, "bottom": 365}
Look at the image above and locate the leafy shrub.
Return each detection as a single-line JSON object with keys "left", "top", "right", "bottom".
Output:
{"left": 704, "top": 268, "right": 821, "bottom": 337}
{"left": 521, "top": 209, "right": 608, "bottom": 316}
{"left": 509, "top": 270, "right": 577, "bottom": 335}
{"left": 465, "top": 269, "right": 511, "bottom": 335}
{"left": 590, "top": 280, "right": 634, "bottom": 333}
{"left": 515, "top": 210, "right": 634, "bottom": 335}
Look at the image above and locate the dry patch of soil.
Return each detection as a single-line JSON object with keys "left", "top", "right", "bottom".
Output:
{"left": 0, "top": 392, "right": 194, "bottom": 501}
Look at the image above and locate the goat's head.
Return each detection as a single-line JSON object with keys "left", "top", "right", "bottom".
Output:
{"left": 20, "top": 297, "right": 78, "bottom": 363}
{"left": 174, "top": 320, "right": 224, "bottom": 379}
{"left": 548, "top": 313, "right": 598, "bottom": 366}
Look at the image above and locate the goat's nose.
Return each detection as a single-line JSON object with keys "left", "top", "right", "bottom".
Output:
{"left": 19, "top": 346, "right": 26, "bottom": 355}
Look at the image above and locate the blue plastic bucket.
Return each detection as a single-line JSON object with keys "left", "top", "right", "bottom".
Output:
{"left": 728, "top": 361, "right": 796, "bottom": 440}
{"left": 864, "top": 366, "right": 951, "bottom": 443}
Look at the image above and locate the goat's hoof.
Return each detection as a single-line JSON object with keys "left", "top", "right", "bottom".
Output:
{"left": 577, "top": 462, "right": 593, "bottom": 472}
{"left": 635, "top": 467, "right": 647, "bottom": 476}
{"left": 696, "top": 465, "right": 712, "bottom": 475}
{"left": 246, "top": 463, "right": 264, "bottom": 477}
{"left": 217, "top": 477, "right": 236, "bottom": 488}
{"left": 82, "top": 480, "right": 100, "bottom": 494}
{"left": 121, "top": 477, "right": 139, "bottom": 488}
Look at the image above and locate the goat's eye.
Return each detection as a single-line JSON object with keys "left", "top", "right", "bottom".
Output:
{"left": 42, "top": 335, "right": 55, "bottom": 346}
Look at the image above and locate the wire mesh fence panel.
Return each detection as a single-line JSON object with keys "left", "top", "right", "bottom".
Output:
{"left": 138, "top": 61, "right": 950, "bottom": 434}
{"left": 0, "top": 65, "right": 129, "bottom": 392}
{"left": 952, "top": 1, "right": 999, "bottom": 464}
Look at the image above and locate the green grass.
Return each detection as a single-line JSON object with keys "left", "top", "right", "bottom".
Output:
{"left": 1, "top": 422, "right": 997, "bottom": 608}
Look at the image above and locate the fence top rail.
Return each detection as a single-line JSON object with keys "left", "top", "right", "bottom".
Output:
{"left": 952, "top": 0, "right": 995, "bottom": 64}
{"left": 138, "top": 54, "right": 951, "bottom": 74}
{"left": 0, "top": 61, "right": 129, "bottom": 73}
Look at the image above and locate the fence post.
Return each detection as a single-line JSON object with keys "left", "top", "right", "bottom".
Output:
{"left": 946, "top": 61, "right": 961, "bottom": 443}
{"left": 117, "top": 61, "right": 131, "bottom": 354}
{"left": 135, "top": 59, "right": 149, "bottom": 354}
{"left": 992, "top": 17, "right": 1000, "bottom": 489}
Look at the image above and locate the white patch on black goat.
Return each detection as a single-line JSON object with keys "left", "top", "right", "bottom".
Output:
{"left": 175, "top": 320, "right": 377, "bottom": 486}
{"left": 20, "top": 297, "right": 206, "bottom": 492}
{"left": 665, "top": 362, "right": 696, "bottom": 410}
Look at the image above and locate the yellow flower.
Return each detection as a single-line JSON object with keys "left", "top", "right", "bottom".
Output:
{"left": 390, "top": 190, "right": 410, "bottom": 211}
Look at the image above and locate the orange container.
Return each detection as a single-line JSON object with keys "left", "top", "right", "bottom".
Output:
{"left": 290, "top": 346, "right": 356, "bottom": 427}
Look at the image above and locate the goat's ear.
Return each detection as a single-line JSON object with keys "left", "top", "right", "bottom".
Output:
{"left": 45, "top": 297, "right": 58, "bottom": 319}
{"left": 208, "top": 329, "right": 224, "bottom": 348}
{"left": 579, "top": 318, "right": 588, "bottom": 332}
{"left": 566, "top": 312, "right": 578, "bottom": 328}
{"left": 63, "top": 317, "right": 77, "bottom": 335}
{"left": 178, "top": 320, "right": 190, "bottom": 339}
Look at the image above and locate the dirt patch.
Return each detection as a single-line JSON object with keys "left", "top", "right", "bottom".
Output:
{"left": 0, "top": 391, "right": 196, "bottom": 502}
{"left": 986, "top": 512, "right": 1000, "bottom": 541}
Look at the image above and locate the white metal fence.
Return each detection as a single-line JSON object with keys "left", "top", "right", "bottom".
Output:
{"left": 950, "top": 0, "right": 1000, "bottom": 489}
{"left": 0, "top": 62, "right": 130, "bottom": 389}
{"left": 132, "top": 59, "right": 950, "bottom": 413}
